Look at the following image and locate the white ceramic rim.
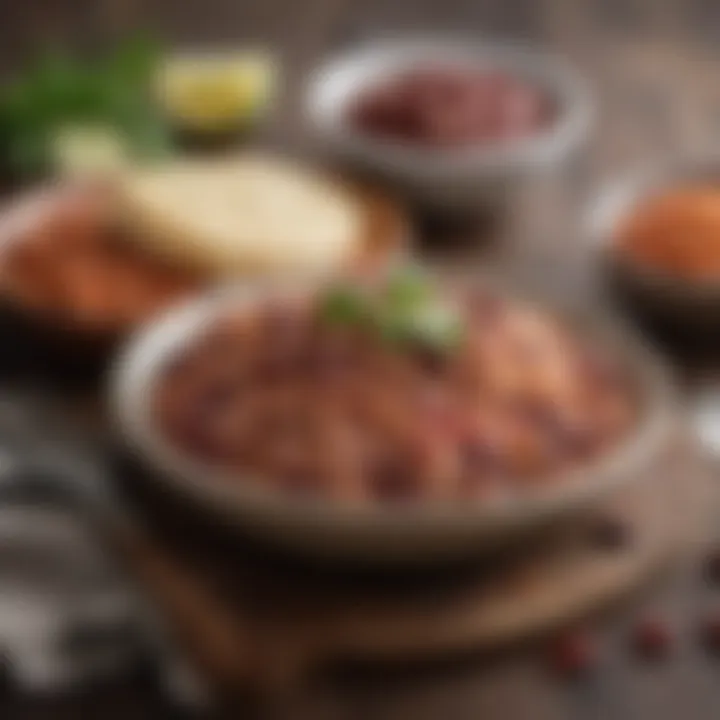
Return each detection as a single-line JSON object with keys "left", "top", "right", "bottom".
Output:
{"left": 108, "top": 280, "right": 674, "bottom": 551}
{"left": 304, "top": 37, "right": 594, "bottom": 179}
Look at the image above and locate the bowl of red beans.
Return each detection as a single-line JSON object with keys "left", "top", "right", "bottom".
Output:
{"left": 304, "top": 38, "right": 592, "bottom": 213}
{"left": 110, "top": 271, "right": 672, "bottom": 564}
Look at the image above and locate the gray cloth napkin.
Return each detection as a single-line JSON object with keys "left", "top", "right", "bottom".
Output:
{"left": 0, "top": 389, "right": 205, "bottom": 706}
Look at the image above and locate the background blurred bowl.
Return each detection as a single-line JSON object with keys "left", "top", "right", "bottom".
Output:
{"left": 304, "top": 38, "right": 593, "bottom": 214}
{"left": 0, "top": 180, "right": 409, "bottom": 384}
{"left": 587, "top": 154, "right": 720, "bottom": 331}
{"left": 0, "top": 185, "right": 198, "bottom": 384}
{"left": 110, "top": 282, "right": 674, "bottom": 566}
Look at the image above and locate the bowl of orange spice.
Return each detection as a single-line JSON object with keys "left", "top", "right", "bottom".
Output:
{"left": 589, "top": 156, "right": 720, "bottom": 328}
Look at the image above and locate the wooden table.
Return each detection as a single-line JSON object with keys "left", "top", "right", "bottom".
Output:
{"left": 2, "top": 0, "right": 720, "bottom": 718}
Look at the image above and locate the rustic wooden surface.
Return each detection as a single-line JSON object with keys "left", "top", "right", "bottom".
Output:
{"left": 3, "top": 0, "right": 720, "bottom": 718}
{"left": 114, "top": 437, "right": 701, "bottom": 692}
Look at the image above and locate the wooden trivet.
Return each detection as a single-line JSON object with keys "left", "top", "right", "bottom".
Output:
{"left": 113, "top": 439, "right": 705, "bottom": 694}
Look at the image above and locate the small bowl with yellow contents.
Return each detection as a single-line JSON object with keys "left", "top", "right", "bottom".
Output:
{"left": 154, "top": 50, "right": 278, "bottom": 146}
{"left": 588, "top": 155, "right": 720, "bottom": 331}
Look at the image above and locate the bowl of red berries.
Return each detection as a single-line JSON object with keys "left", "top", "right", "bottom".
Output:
{"left": 304, "top": 38, "right": 592, "bottom": 213}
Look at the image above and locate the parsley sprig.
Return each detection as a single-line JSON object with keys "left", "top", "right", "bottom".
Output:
{"left": 0, "top": 34, "right": 171, "bottom": 179}
{"left": 321, "top": 268, "right": 464, "bottom": 352}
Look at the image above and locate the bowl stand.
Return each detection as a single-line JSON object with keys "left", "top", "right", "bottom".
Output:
{"left": 113, "top": 436, "right": 702, "bottom": 697}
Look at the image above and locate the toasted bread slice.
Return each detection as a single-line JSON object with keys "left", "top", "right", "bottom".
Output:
{"left": 117, "top": 155, "right": 363, "bottom": 276}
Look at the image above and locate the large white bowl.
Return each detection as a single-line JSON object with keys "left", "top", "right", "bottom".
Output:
{"left": 304, "top": 38, "right": 593, "bottom": 212}
{"left": 109, "top": 283, "right": 673, "bottom": 565}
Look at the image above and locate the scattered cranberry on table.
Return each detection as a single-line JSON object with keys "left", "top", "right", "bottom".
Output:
{"left": 700, "top": 612, "right": 720, "bottom": 653}
{"left": 703, "top": 549, "right": 720, "bottom": 585}
{"left": 632, "top": 615, "right": 673, "bottom": 659}
{"left": 549, "top": 630, "right": 598, "bottom": 677}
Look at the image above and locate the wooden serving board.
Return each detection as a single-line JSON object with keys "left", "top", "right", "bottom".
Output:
{"left": 111, "top": 435, "right": 703, "bottom": 696}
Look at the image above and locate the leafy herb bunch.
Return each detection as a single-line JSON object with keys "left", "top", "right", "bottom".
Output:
{"left": 0, "top": 34, "right": 170, "bottom": 179}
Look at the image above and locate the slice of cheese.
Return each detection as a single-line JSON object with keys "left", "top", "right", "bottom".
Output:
{"left": 117, "top": 155, "right": 363, "bottom": 276}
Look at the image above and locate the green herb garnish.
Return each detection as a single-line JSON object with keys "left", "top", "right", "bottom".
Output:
{"left": 403, "top": 302, "right": 464, "bottom": 350}
{"left": 320, "top": 284, "right": 371, "bottom": 326}
{"left": 0, "top": 34, "right": 171, "bottom": 179}
{"left": 320, "top": 268, "right": 465, "bottom": 353}
{"left": 383, "top": 265, "right": 432, "bottom": 312}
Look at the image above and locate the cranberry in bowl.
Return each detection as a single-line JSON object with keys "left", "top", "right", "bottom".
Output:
{"left": 346, "top": 66, "right": 553, "bottom": 149}
{"left": 304, "top": 38, "right": 592, "bottom": 213}
{"left": 110, "top": 273, "right": 672, "bottom": 565}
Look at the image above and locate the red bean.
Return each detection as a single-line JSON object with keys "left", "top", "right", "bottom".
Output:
{"left": 632, "top": 616, "right": 673, "bottom": 659}
{"left": 348, "top": 67, "right": 551, "bottom": 147}
{"left": 549, "top": 630, "right": 598, "bottom": 677}
{"left": 703, "top": 549, "right": 720, "bottom": 585}
{"left": 155, "top": 290, "right": 634, "bottom": 507}
{"left": 700, "top": 613, "right": 720, "bottom": 652}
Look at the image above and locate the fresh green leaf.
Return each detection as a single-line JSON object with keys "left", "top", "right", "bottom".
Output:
{"left": 384, "top": 265, "right": 432, "bottom": 313}
{"left": 0, "top": 33, "right": 170, "bottom": 179}
{"left": 404, "top": 303, "right": 464, "bottom": 351}
{"left": 123, "top": 114, "right": 173, "bottom": 159}
{"left": 320, "top": 285, "right": 371, "bottom": 326}
{"left": 318, "top": 269, "right": 465, "bottom": 355}
{"left": 101, "top": 38, "right": 158, "bottom": 118}
{"left": 376, "top": 301, "right": 463, "bottom": 352}
{"left": 375, "top": 309, "right": 414, "bottom": 346}
{"left": 107, "top": 33, "right": 162, "bottom": 86}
